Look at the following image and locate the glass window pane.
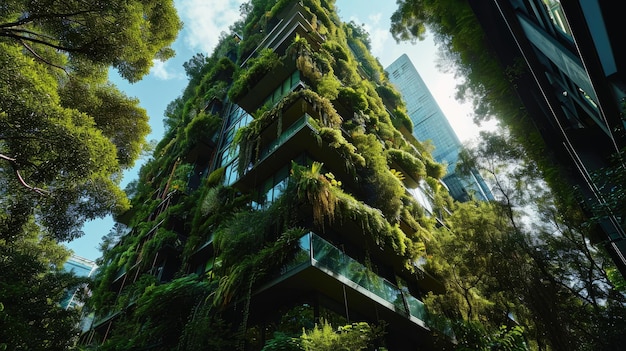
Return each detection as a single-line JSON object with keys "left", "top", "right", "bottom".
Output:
{"left": 273, "top": 88, "right": 281, "bottom": 103}
{"left": 229, "top": 144, "right": 240, "bottom": 164}
{"left": 271, "top": 179, "right": 287, "bottom": 201}
{"left": 225, "top": 128, "right": 235, "bottom": 144}
{"left": 275, "top": 164, "right": 289, "bottom": 182}
{"left": 225, "top": 159, "right": 238, "bottom": 185}
{"left": 543, "top": 0, "right": 572, "bottom": 37}
{"left": 218, "top": 148, "right": 230, "bottom": 167}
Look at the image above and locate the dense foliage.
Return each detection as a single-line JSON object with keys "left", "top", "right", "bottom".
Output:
{"left": 0, "top": 0, "right": 181, "bottom": 240}
{"left": 429, "top": 131, "right": 626, "bottom": 350}
{"left": 0, "top": 226, "right": 88, "bottom": 351}
{"left": 87, "top": 0, "right": 454, "bottom": 350}
{"left": 0, "top": 0, "right": 181, "bottom": 82}
{"left": 0, "top": 1, "right": 181, "bottom": 350}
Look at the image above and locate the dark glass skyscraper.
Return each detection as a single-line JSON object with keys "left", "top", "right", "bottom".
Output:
{"left": 386, "top": 54, "right": 493, "bottom": 202}
{"left": 467, "top": 0, "right": 626, "bottom": 276}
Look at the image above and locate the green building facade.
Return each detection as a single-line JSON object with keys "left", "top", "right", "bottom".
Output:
{"left": 83, "top": 1, "right": 454, "bottom": 349}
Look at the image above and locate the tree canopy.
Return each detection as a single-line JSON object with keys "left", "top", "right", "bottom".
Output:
{"left": 0, "top": 0, "right": 181, "bottom": 82}
{"left": 0, "top": 0, "right": 181, "bottom": 242}
{"left": 0, "top": 1, "right": 181, "bottom": 350}
{"left": 406, "top": 125, "right": 626, "bottom": 350}
{"left": 0, "top": 221, "right": 88, "bottom": 351}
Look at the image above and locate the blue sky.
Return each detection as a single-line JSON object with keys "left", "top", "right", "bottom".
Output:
{"left": 65, "top": 0, "right": 496, "bottom": 261}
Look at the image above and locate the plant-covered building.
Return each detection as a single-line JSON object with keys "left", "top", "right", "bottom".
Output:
{"left": 83, "top": 1, "right": 456, "bottom": 349}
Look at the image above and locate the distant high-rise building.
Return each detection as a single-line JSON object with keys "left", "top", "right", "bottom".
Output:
{"left": 61, "top": 254, "right": 97, "bottom": 310}
{"left": 386, "top": 54, "right": 493, "bottom": 202}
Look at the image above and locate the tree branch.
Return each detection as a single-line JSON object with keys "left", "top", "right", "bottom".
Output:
{"left": 0, "top": 153, "right": 50, "bottom": 196}
{"left": 2, "top": 27, "right": 59, "bottom": 42}
{"left": 0, "top": 30, "right": 81, "bottom": 53}
{"left": 0, "top": 9, "right": 102, "bottom": 29}
{"left": 19, "top": 39, "right": 69, "bottom": 74}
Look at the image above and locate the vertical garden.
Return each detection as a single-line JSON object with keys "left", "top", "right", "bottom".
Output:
{"left": 86, "top": 0, "right": 454, "bottom": 350}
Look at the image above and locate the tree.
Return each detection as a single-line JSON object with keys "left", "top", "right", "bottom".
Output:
{"left": 0, "top": 2, "right": 181, "bottom": 349}
{"left": 0, "top": 218, "right": 89, "bottom": 351}
{"left": 0, "top": 0, "right": 181, "bottom": 242}
{"left": 390, "top": 0, "right": 428, "bottom": 44}
{"left": 0, "top": 42, "right": 124, "bottom": 242}
{"left": 427, "top": 130, "right": 626, "bottom": 350}
{"left": 0, "top": 0, "right": 181, "bottom": 82}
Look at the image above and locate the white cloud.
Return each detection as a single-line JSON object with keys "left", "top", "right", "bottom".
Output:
{"left": 368, "top": 26, "right": 389, "bottom": 59}
{"left": 150, "top": 59, "right": 181, "bottom": 80}
{"left": 368, "top": 13, "right": 382, "bottom": 25}
{"left": 176, "top": 0, "right": 246, "bottom": 54}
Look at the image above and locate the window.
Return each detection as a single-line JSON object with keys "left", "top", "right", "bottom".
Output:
{"left": 542, "top": 0, "right": 572, "bottom": 37}
{"left": 263, "top": 71, "right": 302, "bottom": 107}
{"left": 251, "top": 154, "right": 314, "bottom": 209}
{"left": 253, "top": 164, "right": 290, "bottom": 209}
{"left": 223, "top": 160, "right": 239, "bottom": 186}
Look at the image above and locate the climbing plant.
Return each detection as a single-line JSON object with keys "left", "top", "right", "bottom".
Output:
{"left": 87, "top": 1, "right": 454, "bottom": 350}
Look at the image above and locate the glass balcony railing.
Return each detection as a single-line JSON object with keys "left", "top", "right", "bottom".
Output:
{"left": 282, "top": 232, "right": 427, "bottom": 322}
{"left": 281, "top": 234, "right": 312, "bottom": 273}
{"left": 311, "top": 234, "right": 407, "bottom": 313}
{"left": 404, "top": 293, "right": 427, "bottom": 321}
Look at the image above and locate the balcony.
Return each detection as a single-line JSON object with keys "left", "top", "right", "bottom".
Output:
{"left": 311, "top": 232, "right": 427, "bottom": 323}
{"left": 258, "top": 232, "right": 429, "bottom": 329}
{"left": 261, "top": 114, "right": 312, "bottom": 159}
{"left": 240, "top": 2, "right": 324, "bottom": 67}
{"left": 234, "top": 114, "right": 316, "bottom": 191}
{"left": 233, "top": 114, "right": 355, "bottom": 194}
{"left": 236, "top": 58, "right": 298, "bottom": 113}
